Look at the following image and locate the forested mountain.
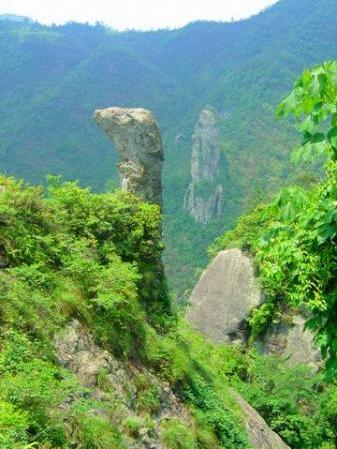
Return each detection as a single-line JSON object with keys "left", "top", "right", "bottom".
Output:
{"left": 1, "top": 0, "right": 337, "bottom": 295}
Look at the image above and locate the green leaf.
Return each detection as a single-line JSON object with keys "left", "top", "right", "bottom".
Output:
{"left": 298, "top": 116, "right": 315, "bottom": 134}
{"left": 290, "top": 146, "right": 304, "bottom": 165}
{"left": 317, "top": 224, "right": 337, "bottom": 244}
{"left": 310, "top": 76, "right": 321, "bottom": 96}
{"left": 311, "top": 132, "right": 325, "bottom": 143}
{"left": 327, "top": 127, "right": 337, "bottom": 149}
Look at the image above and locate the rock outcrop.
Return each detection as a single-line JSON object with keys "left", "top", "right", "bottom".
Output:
{"left": 55, "top": 321, "right": 289, "bottom": 449}
{"left": 94, "top": 107, "right": 163, "bottom": 207}
{"left": 257, "top": 315, "right": 321, "bottom": 368}
{"left": 187, "top": 248, "right": 320, "bottom": 367}
{"left": 55, "top": 320, "right": 192, "bottom": 449}
{"left": 234, "top": 392, "right": 290, "bottom": 449}
{"left": 186, "top": 249, "right": 262, "bottom": 343}
{"left": 184, "top": 107, "right": 225, "bottom": 225}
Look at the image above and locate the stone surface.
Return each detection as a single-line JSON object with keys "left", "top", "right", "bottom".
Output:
{"left": 184, "top": 106, "right": 225, "bottom": 224}
{"left": 55, "top": 321, "right": 291, "bottom": 448}
{"left": 54, "top": 319, "right": 124, "bottom": 388}
{"left": 257, "top": 315, "right": 321, "bottom": 368}
{"left": 187, "top": 247, "right": 320, "bottom": 366}
{"left": 234, "top": 392, "right": 290, "bottom": 449}
{"left": 55, "top": 320, "right": 192, "bottom": 449}
{"left": 186, "top": 249, "right": 262, "bottom": 343}
{"left": 94, "top": 107, "right": 163, "bottom": 207}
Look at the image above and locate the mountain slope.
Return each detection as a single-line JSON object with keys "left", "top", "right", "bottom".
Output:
{"left": 1, "top": 0, "right": 337, "bottom": 294}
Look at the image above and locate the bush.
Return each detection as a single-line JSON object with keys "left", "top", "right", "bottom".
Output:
{"left": 235, "top": 353, "right": 337, "bottom": 448}
{"left": 73, "top": 414, "right": 124, "bottom": 449}
{"left": 0, "top": 401, "right": 29, "bottom": 449}
{"left": 161, "top": 418, "right": 197, "bottom": 449}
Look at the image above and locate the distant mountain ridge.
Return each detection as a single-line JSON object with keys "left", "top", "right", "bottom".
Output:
{"left": 0, "top": 14, "right": 32, "bottom": 22}
{"left": 1, "top": 0, "right": 337, "bottom": 294}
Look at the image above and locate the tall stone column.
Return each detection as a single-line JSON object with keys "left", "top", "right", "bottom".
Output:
{"left": 184, "top": 106, "right": 225, "bottom": 225}
{"left": 94, "top": 107, "right": 163, "bottom": 208}
{"left": 94, "top": 106, "right": 170, "bottom": 317}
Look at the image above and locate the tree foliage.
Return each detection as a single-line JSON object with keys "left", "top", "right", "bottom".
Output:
{"left": 213, "top": 60, "right": 337, "bottom": 378}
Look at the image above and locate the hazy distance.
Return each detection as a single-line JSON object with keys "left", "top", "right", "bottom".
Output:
{"left": 0, "top": 0, "right": 278, "bottom": 30}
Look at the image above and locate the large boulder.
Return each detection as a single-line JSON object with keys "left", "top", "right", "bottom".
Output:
{"left": 94, "top": 107, "right": 163, "bottom": 207}
{"left": 186, "top": 249, "right": 262, "bottom": 343}
{"left": 187, "top": 248, "right": 320, "bottom": 368}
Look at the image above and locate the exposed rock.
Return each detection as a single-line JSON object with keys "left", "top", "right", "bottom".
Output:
{"left": 187, "top": 247, "right": 320, "bottom": 367}
{"left": 54, "top": 319, "right": 126, "bottom": 388}
{"left": 94, "top": 107, "right": 163, "bottom": 207}
{"left": 56, "top": 321, "right": 290, "bottom": 448}
{"left": 257, "top": 315, "right": 321, "bottom": 368}
{"left": 55, "top": 320, "right": 192, "bottom": 449}
{"left": 234, "top": 392, "right": 290, "bottom": 449}
{"left": 186, "top": 249, "right": 262, "bottom": 343}
{"left": 184, "top": 106, "right": 225, "bottom": 225}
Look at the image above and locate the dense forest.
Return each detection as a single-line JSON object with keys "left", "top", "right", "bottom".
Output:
{"left": 2, "top": 0, "right": 337, "bottom": 296}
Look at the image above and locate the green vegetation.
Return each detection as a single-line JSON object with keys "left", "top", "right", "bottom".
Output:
{"left": 2, "top": 6, "right": 337, "bottom": 449}
{"left": 2, "top": 0, "right": 337, "bottom": 297}
{"left": 0, "top": 170, "right": 336, "bottom": 448}
{"left": 235, "top": 354, "right": 337, "bottom": 449}
{"left": 163, "top": 327, "right": 337, "bottom": 449}
{"left": 213, "top": 61, "right": 337, "bottom": 377}
{"left": 0, "top": 175, "right": 251, "bottom": 448}
{"left": 206, "top": 61, "right": 337, "bottom": 449}
{"left": 161, "top": 419, "right": 197, "bottom": 449}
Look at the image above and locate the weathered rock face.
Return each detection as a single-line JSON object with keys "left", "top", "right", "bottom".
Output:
{"left": 55, "top": 319, "right": 121, "bottom": 388}
{"left": 56, "top": 321, "right": 289, "bottom": 449}
{"left": 55, "top": 320, "right": 192, "bottom": 449}
{"left": 186, "top": 249, "right": 262, "bottom": 343}
{"left": 257, "top": 315, "right": 321, "bottom": 368}
{"left": 187, "top": 247, "right": 320, "bottom": 367}
{"left": 184, "top": 107, "right": 225, "bottom": 225}
{"left": 94, "top": 107, "right": 163, "bottom": 207}
{"left": 234, "top": 392, "right": 290, "bottom": 449}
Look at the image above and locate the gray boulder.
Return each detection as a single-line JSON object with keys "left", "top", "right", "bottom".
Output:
{"left": 186, "top": 249, "right": 262, "bottom": 343}
{"left": 94, "top": 107, "right": 163, "bottom": 207}
{"left": 187, "top": 248, "right": 320, "bottom": 367}
{"left": 234, "top": 392, "right": 290, "bottom": 449}
{"left": 257, "top": 315, "right": 321, "bottom": 368}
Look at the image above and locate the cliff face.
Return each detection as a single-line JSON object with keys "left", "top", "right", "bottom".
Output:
{"left": 184, "top": 107, "right": 225, "bottom": 225}
{"left": 54, "top": 320, "right": 290, "bottom": 449}
{"left": 257, "top": 315, "right": 321, "bottom": 368}
{"left": 94, "top": 107, "right": 164, "bottom": 208}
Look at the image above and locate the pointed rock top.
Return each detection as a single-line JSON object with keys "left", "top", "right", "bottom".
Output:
{"left": 94, "top": 106, "right": 163, "bottom": 207}
{"left": 94, "top": 107, "right": 158, "bottom": 129}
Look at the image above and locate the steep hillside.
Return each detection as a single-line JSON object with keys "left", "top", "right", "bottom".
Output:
{"left": 1, "top": 0, "right": 337, "bottom": 295}
{"left": 0, "top": 174, "right": 281, "bottom": 449}
{"left": 0, "top": 174, "right": 336, "bottom": 449}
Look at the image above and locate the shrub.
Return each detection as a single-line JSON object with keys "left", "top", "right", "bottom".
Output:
{"left": 161, "top": 418, "right": 197, "bottom": 449}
